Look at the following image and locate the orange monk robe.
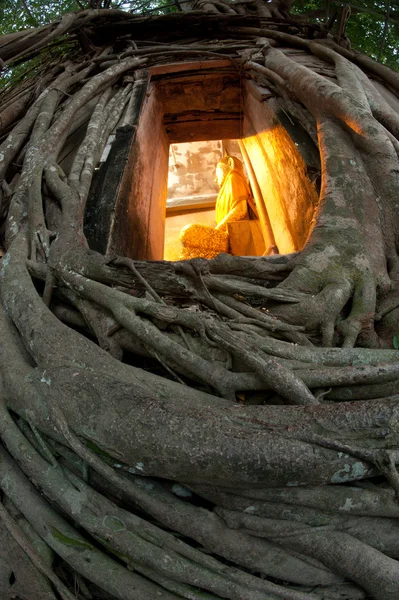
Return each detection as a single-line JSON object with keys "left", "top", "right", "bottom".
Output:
{"left": 180, "top": 169, "right": 250, "bottom": 260}
{"left": 215, "top": 168, "right": 250, "bottom": 231}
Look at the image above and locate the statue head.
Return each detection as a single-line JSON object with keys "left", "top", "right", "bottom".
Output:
{"left": 215, "top": 155, "right": 244, "bottom": 187}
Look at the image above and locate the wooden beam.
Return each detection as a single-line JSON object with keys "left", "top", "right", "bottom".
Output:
{"left": 165, "top": 118, "right": 241, "bottom": 142}
{"left": 149, "top": 59, "right": 233, "bottom": 76}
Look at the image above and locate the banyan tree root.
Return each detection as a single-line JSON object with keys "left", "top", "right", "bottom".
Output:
{"left": 257, "top": 41, "right": 399, "bottom": 349}
{"left": 2, "top": 6, "right": 399, "bottom": 600}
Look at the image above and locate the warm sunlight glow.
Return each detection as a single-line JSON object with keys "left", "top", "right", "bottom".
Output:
{"left": 340, "top": 115, "right": 365, "bottom": 136}
{"left": 241, "top": 123, "right": 318, "bottom": 254}
{"left": 164, "top": 128, "right": 318, "bottom": 260}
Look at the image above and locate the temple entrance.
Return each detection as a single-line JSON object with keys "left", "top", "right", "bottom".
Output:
{"left": 164, "top": 139, "right": 267, "bottom": 261}
{"left": 164, "top": 139, "right": 222, "bottom": 262}
{"left": 84, "top": 60, "right": 319, "bottom": 260}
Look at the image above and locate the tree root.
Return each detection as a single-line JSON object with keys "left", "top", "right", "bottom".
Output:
{"left": 0, "top": 446, "right": 178, "bottom": 600}
{"left": 0, "top": 497, "right": 76, "bottom": 600}
{"left": 215, "top": 508, "right": 399, "bottom": 600}
{"left": 3, "top": 16, "right": 399, "bottom": 599}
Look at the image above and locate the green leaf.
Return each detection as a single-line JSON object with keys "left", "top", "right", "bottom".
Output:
{"left": 393, "top": 335, "right": 399, "bottom": 349}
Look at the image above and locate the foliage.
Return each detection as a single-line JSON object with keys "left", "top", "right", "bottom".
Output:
{"left": 0, "top": 41, "right": 76, "bottom": 91}
{"left": 0, "top": 0, "right": 178, "bottom": 37}
{"left": 293, "top": 0, "right": 399, "bottom": 68}
{"left": 0, "top": 0, "right": 80, "bottom": 32}
{"left": 1, "top": 0, "right": 399, "bottom": 68}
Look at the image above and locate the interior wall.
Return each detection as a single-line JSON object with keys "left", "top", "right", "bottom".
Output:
{"left": 242, "top": 82, "right": 318, "bottom": 254}
{"left": 109, "top": 83, "right": 169, "bottom": 260}
{"left": 160, "top": 69, "right": 242, "bottom": 143}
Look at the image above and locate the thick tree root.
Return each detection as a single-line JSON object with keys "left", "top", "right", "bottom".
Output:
{"left": 2, "top": 11, "right": 399, "bottom": 599}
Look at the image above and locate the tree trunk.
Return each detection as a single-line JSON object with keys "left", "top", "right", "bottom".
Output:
{"left": 1, "top": 3, "right": 399, "bottom": 599}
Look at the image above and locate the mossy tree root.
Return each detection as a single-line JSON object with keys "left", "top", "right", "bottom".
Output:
{"left": 2, "top": 9, "right": 399, "bottom": 599}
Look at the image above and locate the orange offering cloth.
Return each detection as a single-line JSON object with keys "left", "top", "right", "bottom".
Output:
{"left": 180, "top": 168, "right": 250, "bottom": 260}
{"left": 180, "top": 224, "right": 229, "bottom": 260}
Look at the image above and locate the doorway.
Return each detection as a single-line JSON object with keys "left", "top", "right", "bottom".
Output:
{"left": 89, "top": 60, "right": 318, "bottom": 261}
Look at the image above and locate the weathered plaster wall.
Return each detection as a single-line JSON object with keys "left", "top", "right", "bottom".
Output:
{"left": 167, "top": 140, "right": 222, "bottom": 204}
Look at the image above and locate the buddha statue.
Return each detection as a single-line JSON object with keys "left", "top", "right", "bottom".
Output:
{"left": 179, "top": 155, "right": 251, "bottom": 260}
